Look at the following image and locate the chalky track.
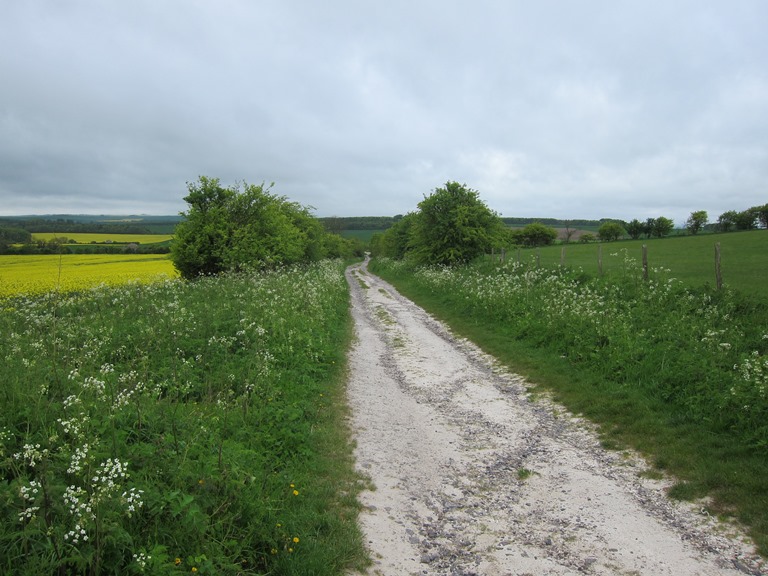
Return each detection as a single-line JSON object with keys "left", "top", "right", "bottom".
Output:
{"left": 345, "top": 259, "right": 764, "bottom": 576}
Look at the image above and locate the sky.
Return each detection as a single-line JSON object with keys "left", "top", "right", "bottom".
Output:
{"left": 1, "top": 1, "right": 767, "bottom": 226}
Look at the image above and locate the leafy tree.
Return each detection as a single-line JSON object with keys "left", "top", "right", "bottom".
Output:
{"left": 735, "top": 209, "right": 758, "bottom": 230}
{"left": 410, "top": 182, "right": 505, "bottom": 265}
{"left": 512, "top": 222, "right": 558, "bottom": 247}
{"left": 651, "top": 216, "right": 674, "bottom": 238}
{"left": 643, "top": 218, "right": 656, "bottom": 239}
{"left": 171, "top": 176, "right": 327, "bottom": 279}
{"left": 374, "top": 212, "right": 417, "bottom": 259}
{"left": 717, "top": 210, "right": 738, "bottom": 232}
{"left": 625, "top": 219, "right": 644, "bottom": 240}
{"left": 597, "top": 221, "right": 625, "bottom": 242}
{"left": 579, "top": 232, "right": 596, "bottom": 243}
{"left": 685, "top": 210, "right": 708, "bottom": 235}
{"left": 754, "top": 204, "right": 768, "bottom": 229}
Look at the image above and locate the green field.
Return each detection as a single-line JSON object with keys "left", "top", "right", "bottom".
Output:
{"left": 31, "top": 232, "right": 173, "bottom": 245}
{"left": 339, "top": 229, "right": 385, "bottom": 243}
{"left": 501, "top": 230, "right": 767, "bottom": 298}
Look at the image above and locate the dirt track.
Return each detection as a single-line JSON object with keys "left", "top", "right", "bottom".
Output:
{"left": 344, "top": 259, "right": 765, "bottom": 576}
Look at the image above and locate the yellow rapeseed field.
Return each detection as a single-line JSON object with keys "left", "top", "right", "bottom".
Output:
{"left": 31, "top": 232, "right": 173, "bottom": 244}
{"left": 0, "top": 254, "right": 178, "bottom": 297}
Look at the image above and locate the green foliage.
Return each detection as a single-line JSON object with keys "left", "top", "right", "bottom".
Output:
{"left": 685, "top": 210, "right": 708, "bottom": 235}
{"left": 371, "top": 213, "right": 417, "bottom": 259}
{"left": 735, "top": 208, "right": 759, "bottom": 231}
{"left": 625, "top": 219, "right": 644, "bottom": 240}
{"left": 510, "top": 222, "right": 559, "bottom": 247}
{"left": 597, "top": 221, "right": 626, "bottom": 242}
{"left": 171, "top": 177, "right": 340, "bottom": 279}
{"left": 370, "top": 255, "right": 768, "bottom": 556}
{"left": 755, "top": 204, "right": 768, "bottom": 229}
{"left": 404, "top": 182, "right": 505, "bottom": 265}
{"left": 718, "top": 210, "right": 738, "bottom": 232}
{"left": 0, "top": 261, "right": 369, "bottom": 575}
{"left": 647, "top": 216, "right": 674, "bottom": 238}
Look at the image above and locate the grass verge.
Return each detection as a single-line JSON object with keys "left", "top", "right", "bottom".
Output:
{"left": 370, "top": 257, "right": 768, "bottom": 558}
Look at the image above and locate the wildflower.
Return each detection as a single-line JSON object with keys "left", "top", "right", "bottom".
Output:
{"left": 293, "top": 489, "right": 299, "bottom": 496}
{"left": 175, "top": 558, "right": 182, "bottom": 565}
{"left": 293, "top": 536, "right": 300, "bottom": 543}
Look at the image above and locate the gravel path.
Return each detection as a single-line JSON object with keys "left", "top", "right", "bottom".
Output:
{"left": 344, "top": 259, "right": 765, "bottom": 576}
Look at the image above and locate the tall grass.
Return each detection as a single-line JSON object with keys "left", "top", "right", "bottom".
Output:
{"left": 0, "top": 261, "right": 368, "bottom": 575}
{"left": 370, "top": 255, "right": 768, "bottom": 555}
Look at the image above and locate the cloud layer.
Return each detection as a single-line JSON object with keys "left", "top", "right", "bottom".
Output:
{"left": 2, "top": 1, "right": 767, "bottom": 226}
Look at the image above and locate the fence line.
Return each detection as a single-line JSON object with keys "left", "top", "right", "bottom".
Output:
{"left": 491, "top": 241, "right": 728, "bottom": 290}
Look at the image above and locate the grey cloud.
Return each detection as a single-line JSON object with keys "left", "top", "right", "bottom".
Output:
{"left": 1, "top": 0, "right": 766, "bottom": 225}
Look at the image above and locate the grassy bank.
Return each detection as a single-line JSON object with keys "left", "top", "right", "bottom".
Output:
{"left": 370, "top": 256, "right": 768, "bottom": 557}
{"left": 0, "top": 261, "right": 369, "bottom": 575}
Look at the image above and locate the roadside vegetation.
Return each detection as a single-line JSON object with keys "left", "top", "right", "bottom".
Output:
{"left": 0, "top": 260, "right": 369, "bottom": 575}
{"left": 369, "top": 181, "right": 768, "bottom": 556}
{"left": 370, "top": 255, "right": 768, "bottom": 555}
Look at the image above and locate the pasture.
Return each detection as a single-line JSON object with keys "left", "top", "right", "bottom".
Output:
{"left": 31, "top": 232, "right": 174, "bottom": 245}
{"left": 0, "top": 254, "right": 177, "bottom": 297}
{"left": 500, "top": 230, "right": 767, "bottom": 298}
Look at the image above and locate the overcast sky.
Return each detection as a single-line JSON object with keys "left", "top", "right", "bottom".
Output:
{"left": 1, "top": 1, "right": 767, "bottom": 225}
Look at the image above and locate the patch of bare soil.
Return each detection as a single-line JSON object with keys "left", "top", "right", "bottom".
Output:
{"left": 345, "top": 259, "right": 765, "bottom": 576}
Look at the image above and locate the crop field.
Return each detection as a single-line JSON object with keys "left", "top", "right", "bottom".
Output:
{"left": 0, "top": 254, "right": 178, "bottom": 297}
{"left": 31, "top": 232, "right": 174, "bottom": 244}
{"left": 0, "top": 260, "right": 367, "bottom": 575}
{"left": 339, "top": 229, "right": 385, "bottom": 242}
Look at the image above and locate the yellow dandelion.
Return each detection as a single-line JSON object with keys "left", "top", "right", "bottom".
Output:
{"left": 293, "top": 537, "right": 300, "bottom": 544}
{"left": 175, "top": 558, "right": 182, "bottom": 566}
{"left": 293, "top": 489, "right": 299, "bottom": 496}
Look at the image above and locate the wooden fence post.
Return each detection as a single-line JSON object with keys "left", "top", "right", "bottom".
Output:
{"left": 598, "top": 244, "right": 603, "bottom": 276}
{"left": 536, "top": 247, "right": 541, "bottom": 267}
{"left": 715, "top": 242, "right": 722, "bottom": 290}
{"left": 501, "top": 248, "right": 506, "bottom": 264}
{"left": 560, "top": 246, "right": 565, "bottom": 267}
{"left": 642, "top": 244, "right": 648, "bottom": 281}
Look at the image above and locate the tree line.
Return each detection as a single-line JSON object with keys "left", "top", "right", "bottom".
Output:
{"left": 372, "top": 183, "right": 767, "bottom": 260}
